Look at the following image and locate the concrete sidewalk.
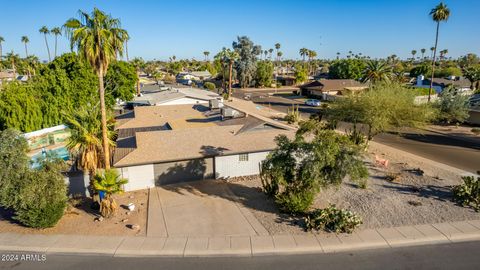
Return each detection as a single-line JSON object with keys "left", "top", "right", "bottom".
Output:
{"left": 1, "top": 220, "right": 480, "bottom": 257}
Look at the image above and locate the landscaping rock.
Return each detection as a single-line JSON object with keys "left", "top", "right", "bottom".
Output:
{"left": 122, "top": 218, "right": 129, "bottom": 223}
{"left": 94, "top": 216, "right": 104, "bottom": 222}
{"left": 128, "top": 224, "right": 140, "bottom": 230}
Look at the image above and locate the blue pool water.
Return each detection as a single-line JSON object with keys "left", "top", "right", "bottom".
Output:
{"left": 30, "top": 147, "right": 70, "bottom": 168}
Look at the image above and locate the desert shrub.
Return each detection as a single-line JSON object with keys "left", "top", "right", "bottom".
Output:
{"left": 204, "top": 82, "right": 216, "bottom": 91}
{"left": 452, "top": 175, "right": 480, "bottom": 211}
{"left": 14, "top": 160, "right": 68, "bottom": 228}
{"left": 284, "top": 105, "right": 300, "bottom": 124}
{"left": 275, "top": 189, "right": 316, "bottom": 214}
{"left": 471, "top": 128, "right": 480, "bottom": 135}
{"left": 304, "top": 204, "right": 362, "bottom": 233}
{"left": 260, "top": 120, "right": 368, "bottom": 214}
{"left": 435, "top": 86, "right": 470, "bottom": 124}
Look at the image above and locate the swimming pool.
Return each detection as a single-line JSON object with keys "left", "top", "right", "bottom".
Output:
{"left": 30, "top": 146, "right": 70, "bottom": 168}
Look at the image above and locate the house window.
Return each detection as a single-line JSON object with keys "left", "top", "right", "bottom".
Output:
{"left": 239, "top": 153, "right": 249, "bottom": 162}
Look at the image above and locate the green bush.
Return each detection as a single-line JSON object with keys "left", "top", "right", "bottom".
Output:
{"left": 260, "top": 122, "right": 368, "bottom": 214}
{"left": 284, "top": 105, "right": 300, "bottom": 124}
{"left": 13, "top": 160, "right": 67, "bottom": 228}
{"left": 276, "top": 189, "right": 315, "bottom": 214}
{"left": 304, "top": 204, "right": 362, "bottom": 233}
{"left": 204, "top": 82, "right": 216, "bottom": 91}
{"left": 452, "top": 175, "right": 480, "bottom": 211}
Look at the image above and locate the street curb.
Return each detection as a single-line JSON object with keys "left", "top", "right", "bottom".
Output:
{"left": 421, "top": 127, "right": 480, "bottom": 147}
{"left": 1, "top": 220, "right": 480, "bottom": 257}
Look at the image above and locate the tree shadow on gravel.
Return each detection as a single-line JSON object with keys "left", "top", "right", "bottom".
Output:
{"left": 381, "top": 183, "right": 454, "bottom": 202}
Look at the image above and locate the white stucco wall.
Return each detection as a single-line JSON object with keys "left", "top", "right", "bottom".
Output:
{"left": 157, "top": 97, "right": 207, "bottom": 106}
{"left": 120, "top": 164, "right": 155, "bottom": 191}
{"left": 214, "top": 151, "right": 270, "bottom": 179}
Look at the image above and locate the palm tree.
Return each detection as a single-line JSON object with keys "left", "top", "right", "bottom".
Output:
{"left": 125, "top": 35, "right": 130, "bottom": 61}
{"left": 421, "top": 48, "right": 426, "bottom": 59}
{"left": 64, "top": 8, "right": 128, "bottom": 169}
{"left": 277, "top": 51, "right": 283, "bottom": 60}
{"left": 111, "top": 28, "right": 128, "bottom": 60}
{"left": 263, "top": 50, "right": 268, "bottom": 60}
{"left": 274, "top": 43, "right": 280, "bottom": 61}
{"left": 430, "top": 47, "right": 435, "bottom": 59}
{"left": 428, "top": 2, "right": 450, "bottom": 102}
{"left": 217, "top": 48, "right": 239, "bottom": 100}
{"left": 64, "top": 105, "right": 116, "bottom": 197}
{"left": 268, "top": 48, "right": 274, "bottom": 60}
{"left": 131, "top": 57, "right": 145, "bottom": 96}
{"left": 93, "top": 169, "right": 128, "bottom": 218}
{"left": 0, "top": 36, "right": 4, "bottom": 60}
{"left": 299, "top": 48, "right": 308, "bottom": 61}
{"left": 336, "top": 52, "right": 340, "bottom": 59}
{"left": 50, "top": 27, "right": 62, "bottom": 59}
{"left": 21, "top": 36, "right": 29, "bottom": 57}
{"left": 411, "top": 50, "right": 417, "bottom": 60}
{"left": 362, "top": 60, "right": 392, "bottom": 84}
{"left": 203, "top": 51, "right": 210, "bottom": 61}
{"left": 308, "top": 50, "right": 317, "bottom": 75}
{"left": 5, "top": 51, "right": 18, "bottom": 79}
{"left": 39, "top": 26, "right": 51, "bottom": 61}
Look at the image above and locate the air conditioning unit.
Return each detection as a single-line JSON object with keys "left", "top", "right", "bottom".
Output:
{"left": 209, "top": 98, "right": 224, "bottom": 110}
{"left": 221, "top": 107, "right": 240, "bottom": 119}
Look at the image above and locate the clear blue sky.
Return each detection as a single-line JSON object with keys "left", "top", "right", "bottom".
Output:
{"left": 0, "top": 0, "right": 478, "bottom": 61}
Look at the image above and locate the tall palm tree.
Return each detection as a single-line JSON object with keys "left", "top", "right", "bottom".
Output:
{"left": 428, "top": 2, "right": 450, "bottom": 102}
{"left": 268, "top": 48, "right": 274, "bottom": 60}
{"left": 362, "top": 60, "right": 392, "bottom": 84}
{"left": 111, "top": 27, "right": 128, "bottom": 60}
{"left": 131, "top": 57, "right": 145, "bottom": 96}
{"left": 411, "top": 50, "right": 417, "bottom": 60}
{"left": 64, "top": 105, "right": 116, "bottom": 197}
{"left": 21, "top": 36, "right": 29, "bottom": 57}
{"left": 421, "top": 48, "right": 426, "bottom": 59}
{"left": 0, "top": 36, "right": 4, "bottom": 60}
{"left": 263, "top": 50, "right": 268, "bottom": 60}
{"left": 203, "top": 51, "right": 210, "bottom": 61}
{"left": 125, "top": 35, "right": 130, "bottom": 61}
{"left": 217, "top": 48, "right": 239, "bottom": 100}
{"left": 274, "top": 43, "right": 280, "bottom": 61}
{"left": 308, "top": 50, "right": 317, "bottom": 75}
{"left": 430, "top": 46, "right": 435, "bottom": 59}
{"left": 64, "top": 8, "right": 128, "bottom": 169}
{"left": 39, "top": 26, "right": 51, "bottom": 61}
{"left": 277, "top": 51, "right": 283, "bottom": 60}
{"left": 336, "top": 52, "right": 340, "bottom": 59}
{"left": 50, "top": 27, "right": 62, "bottom": 59}
{"left": 299, "top": 48, "right": 308, "bottom": 61}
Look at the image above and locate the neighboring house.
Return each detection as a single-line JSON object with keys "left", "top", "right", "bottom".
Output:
{"left": 276, "top": 75, "right": 296, "bottom": 86}
{"left": 128, "top": 85, "right": 221, "bottom": 107}
{"left": 176, "top": 70, "right": 212, "bottom": 85}
{"left": 0, "top": 69, "right": 18, "bottom": 84}
{"left": 113, "top": 99, "right": 295, "bottom": 191}
{"left": 414, "top": 75, "right": 471, "bottom": 93}
{"left": 300, "top": 79, "right": 368, "bottom": 99}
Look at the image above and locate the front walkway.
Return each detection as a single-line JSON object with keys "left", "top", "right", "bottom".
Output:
{"left": 147, "top": 180, "right": 268, "bottom": 237}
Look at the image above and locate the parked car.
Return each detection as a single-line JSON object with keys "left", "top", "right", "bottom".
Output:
{"left": 305, "top": 99, "right": 321, "bottom": 107}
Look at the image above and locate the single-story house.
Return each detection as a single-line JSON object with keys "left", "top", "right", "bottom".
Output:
{"left": 0, "top": 69, "right": 18, "bottom": 84}
{"left": 113, "top": 99, "right": 295, "bottom": 191}
{"left": 128, "top": 85, "right": 221, "bottom": 107}
{"left": 414, "top": 75, "right": 471, "bottom": 93}
{"left": 176, "top": 70, "right": 212, "bottom": 84}
{"left": 300, "top": 79, "right": 368, "bottom": 99}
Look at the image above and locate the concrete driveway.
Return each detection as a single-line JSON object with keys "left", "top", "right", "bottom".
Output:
{"left": 147, "top": 180, "right": 268, "bottom": 237}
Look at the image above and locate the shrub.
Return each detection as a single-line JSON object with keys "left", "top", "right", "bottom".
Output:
{"left": 471, "top": 128, "right": 480, "bottom": 135}
{"left": 452, "top": 175, "right": 480, "bottom": 211}
{"left": 276, "top": 189, "right": 315, "bottom": 214}
{"left": 204, "top": 82, "right": 216, "bottom": 91}
{"left": 14, "top": 162, "right": 67, "bottom": 228}
{"left": 435, "top": 86, "right": 470, "bottom": 124}
{"left": 304, "top": 204, "right": 362, "bottom": 233}
{"left": 284, "top": 105, "right": 300, "bottom": 124}
{"left": 260, "top": 122, "right": 368, "bottom": 214}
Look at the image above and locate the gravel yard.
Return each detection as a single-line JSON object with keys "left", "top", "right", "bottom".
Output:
{"left": 227, "top": 142, "right": 480, "bottom": 235}
{"left": 0, "top": 190, "right": 148, "bottom": 236}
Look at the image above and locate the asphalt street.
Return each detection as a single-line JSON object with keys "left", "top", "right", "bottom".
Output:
{"left": 2, "top": 241, "right": 480, "bottom": 270}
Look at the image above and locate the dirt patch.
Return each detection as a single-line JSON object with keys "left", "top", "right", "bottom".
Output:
{"left": 227, "top": 143, "right": 480, "bottom": 235}
{"left": 0, "top": 190, "right": 148, "bottom": 236}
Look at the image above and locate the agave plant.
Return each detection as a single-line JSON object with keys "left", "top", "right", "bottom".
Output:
{"left": 93, "top": 169, "right": 128, "bottom": 218}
